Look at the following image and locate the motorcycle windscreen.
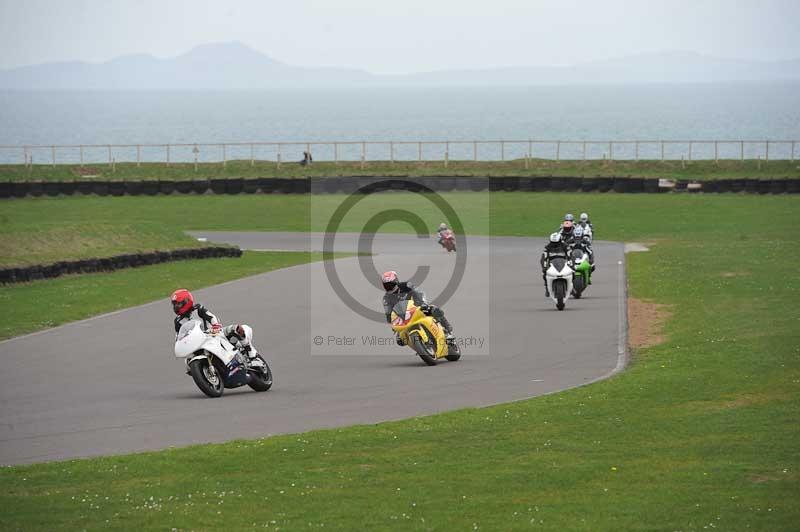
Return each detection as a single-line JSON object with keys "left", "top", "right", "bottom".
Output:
{"left": 174, "top": 320, "right": 204, "bottom": 358}
{"left": 550, "top": 257, "right": 568, "bottom": 272}
{"left": 391, "top": 299, "right": 414, "bottom": 325}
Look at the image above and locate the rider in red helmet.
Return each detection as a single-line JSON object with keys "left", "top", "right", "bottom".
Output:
{"left": 381, "top": 271, "right": 454, "bottom": 344}
{"left": 170, "top": 288, "right": 253, "bottom": 356}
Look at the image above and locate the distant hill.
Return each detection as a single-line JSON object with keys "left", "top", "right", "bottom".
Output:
{"left": 1, "top": 42, "right": 798, "bottom": 89}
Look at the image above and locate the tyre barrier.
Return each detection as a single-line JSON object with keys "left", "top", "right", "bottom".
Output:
{"left": 11, "top": 182, "right": 29, "bottom": 197}
{"left": 44, "top": 182, "right": 61, "bottom": 197}
{"left": 2, "top": 175, "right": 799, "bottom": 198}
{"left": 109, "top": 181, "right": 125, "bottom": 196}
{"left": 174, "top": 180, "right": 193, "bottom": 194}
{"left": 192, "top": 179, "right": 210, "bottom": 194}
{"left": 0, "top": 246, "right": 243, "bottom": 285}
{"left": 243, "top": 178, "right": 259, "bottom": 194}
{"left": 159, "top": 180, "right": 176, "bottom": 195}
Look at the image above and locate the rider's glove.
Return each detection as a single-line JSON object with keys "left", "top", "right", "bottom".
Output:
{"left": 395, "top": 334, "right": 405, "bottom": 346}
{"left": 210, "top": 323, "right": 222, "bottom": 335}
{"left": 419, "top": 304, "right": 431, "bottom": 314}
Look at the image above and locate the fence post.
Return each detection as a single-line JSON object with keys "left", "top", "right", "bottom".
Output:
{"left": 277, "top": 144, "right": 282, "bottom": 169}
{"left": 635, "top": 141, "right": 639, "bottom": 161}
{"left": 582, "top": 141, "right": 586, "bottom": 161}
{"left": 250, "top": 143, "right": 255, "bottom": 167}
{"left": 51, "top": 145, "right": 56, "bottom": 167}
{"left": 444, "top": 142, "right": 449, "bottom": 168}
{"left": 608, "top": 141, "right": 612, "bottom": 161}
{"left": 740, "top": 141, "right": 744, "bottom": 161}
{"left": 136, "top": 145, "right": 141, "bottom": 167}
{"left": 473, "top": 141, "right": 477, "bottom": 162}
{"left": 418, "top": 142, "right": 422, "bottom": 163}
{"left": 501, "top": 141, "right": 505, "bottom": 162}
{"left": 222, "top": 144, "right": 227, "bottom": 168}
{"left": 80, "top": 145, "right": 84, "bottom": 166}
{"left": 361, "top": 142, "right": 366, "bottom": 169}
{"left": 166, "top": 144, "right": 170, "bottom": 167}
{"left": 661, "top": 141, "right": 665, "bottom": 162}
{"left": 792, "top": 141, "right": 796, "bottom": 162}
{"left": 765, "top": 141, "right": 769, "bottom": 162}
{"left": 390, "top": 141, "right": 394, "bottom": 164}
{"left": 108, "top": 145, "right": 112, "bottom": 168}
{"left": 193, "top": 145, "right": 199, "bottom": 172}
{"left": 714, "top": 141, "right": 718, "bottom": 163}
{"left": 688, "top": 141, "right": 692, "bottom": 162}
{"left": 306, "top": 142, "right": 311, "bottom": 165}
{"left": 556, "top": 141, "right": 561, "bottom": 161}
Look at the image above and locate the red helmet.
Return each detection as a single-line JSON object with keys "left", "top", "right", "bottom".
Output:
{"left": 171, "top": 288, "right": 194, "bottom": 315}
{"left": 381, "top": 271, "right": 399, "bottom": 292}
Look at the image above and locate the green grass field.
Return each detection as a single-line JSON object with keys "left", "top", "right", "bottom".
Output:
{"left": 1, "top": 193, "right": 798, "bottom": 530}
{"left": 2, "top": 158, "right": 799, "bottom": 182}
{"left": 0, "top": 251, "right": 337, "bottom": 340}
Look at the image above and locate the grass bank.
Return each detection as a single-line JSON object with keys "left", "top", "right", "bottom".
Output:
{"left": 0, "top": 251, "right": 339, "bottom": 340}
{"left": 2, "top": 158, "right": 799, "bottom": 182}
{"left": 1, "top": 193, "right": 798, "bottom": 530}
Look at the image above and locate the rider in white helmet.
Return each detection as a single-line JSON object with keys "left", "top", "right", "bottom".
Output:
{"left": 577, "top": 212, "right": 593, "bottom": 239}
{"left": 540, "top": 232, "right": 569, "bottom": 297}
{"left": 575, "top": 212, "right": 595, "bottom": 265}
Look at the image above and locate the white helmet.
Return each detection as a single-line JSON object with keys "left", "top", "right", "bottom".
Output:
{"left": 564, "top": 213, "right": 575, "bottom": 222}
{"left": 549, "top": 232, "right": 561, "bottom": 243}
{"left": 438, "top": 223, "right": 448, "bottom": 231}
{"left": 580, "top": 212, "right": 589, "bottom": 223}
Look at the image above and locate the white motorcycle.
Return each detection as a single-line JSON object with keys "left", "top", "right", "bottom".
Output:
{"left": 174, "top": 320, "right": 273, "bottom": 397}
{"left": 545, "top": 256, "right": 574, "bottom": 311}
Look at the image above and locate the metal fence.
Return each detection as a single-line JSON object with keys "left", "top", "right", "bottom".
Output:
{"left": 1, "top": 139, "right": 797, "bottom": 167}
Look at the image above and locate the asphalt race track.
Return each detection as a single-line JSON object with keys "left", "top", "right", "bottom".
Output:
{"left": 0, "top": 233, "right": 626, "bottom": 465}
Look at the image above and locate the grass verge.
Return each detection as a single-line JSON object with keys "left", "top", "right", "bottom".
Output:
{"left": 1, "top": 193, "right": 798, "bottom": 530}
{"left": 0, "top": 251, "right": 331, "bottom": 340}
{"left": 2, "top": 158, "right": 799, "bottom": 181}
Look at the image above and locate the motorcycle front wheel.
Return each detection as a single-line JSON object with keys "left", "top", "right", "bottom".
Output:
{"left": 247, "top": 356, "right": 273, "bottom": 392}
{"left": 409, "top": 333, "right": 437, "bottom": 366}
{"left": 554, "top": 280, "right": 567, "bottom": 311}
{"left": 189, "top": 357, "right": 226, "bottom": 398}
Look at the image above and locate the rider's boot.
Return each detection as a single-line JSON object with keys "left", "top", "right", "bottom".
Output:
{"left": 438, "top": 316, "right": 455, "bottom": 342}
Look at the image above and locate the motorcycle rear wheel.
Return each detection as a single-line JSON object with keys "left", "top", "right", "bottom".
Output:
{"left": 189, "top": 357, "right": 226, "bottom": 398}
{"left": 445, "top": 340, "right": 461, "bottom": 361}
{"left": 410, "top": 333, "right": 437, "bottom": 366}
{"left": 247, "top": 356, "right": 273, "bottom": 392}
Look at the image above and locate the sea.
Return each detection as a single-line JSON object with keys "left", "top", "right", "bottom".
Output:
{"left": 1, "top": 82, "right": 799, "bottom": 164}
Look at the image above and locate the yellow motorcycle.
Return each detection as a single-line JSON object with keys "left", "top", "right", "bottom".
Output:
{"left": 390, "top": 299, "right": 461, "bottom": 366}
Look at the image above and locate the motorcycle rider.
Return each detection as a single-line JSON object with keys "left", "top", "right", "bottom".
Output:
{"left": 578, "top": 212, "right": 594, "bottom": 236}
{"left": 436, "top": 222, "right": 450, "bottom": 245}
{"left": 559, "top": 218, "right": 577, "bottom": 246}
{"left": 381, "top": 270, "right": 455, "bottom": 344}
{"left": 170, "top": 288, "right": 254, "bottom": 358}
{"left": 540, "top": 232, "right": 570, "bottom": 297}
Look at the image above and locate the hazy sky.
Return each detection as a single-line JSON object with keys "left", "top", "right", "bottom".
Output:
{"left": 1, "top": 0, "right": 799, "bottom": 73}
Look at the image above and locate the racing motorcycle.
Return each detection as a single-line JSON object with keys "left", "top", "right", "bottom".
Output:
{"left": 438, "top": 229, "right": 456, "bottom": 252}
{"left": 570, "top": 240, "right": 592, "bottom": 299}
{"left": 545, "top": 255, "right": 574, "bottom": 311}
{"left": 174, "top": 320, "right": 273, "bottom": 397}
{"left": 390, "top": 299, "right": 460, "bottom": 366}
